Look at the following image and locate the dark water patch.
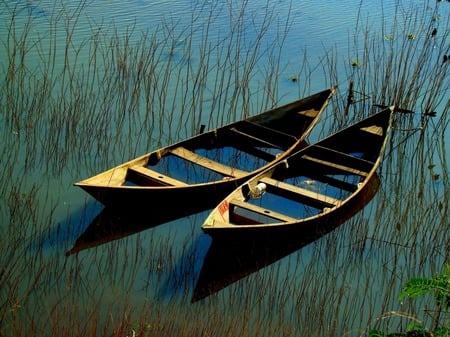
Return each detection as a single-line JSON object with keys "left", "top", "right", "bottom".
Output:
{"left": 157, "top": 231, "right": 211, "bottom": 301}
{"left": 65, "top": 205, "right": 209, "bottom": 256}
{"left": 28, "top": 201, "right": 103, "bottom": 255}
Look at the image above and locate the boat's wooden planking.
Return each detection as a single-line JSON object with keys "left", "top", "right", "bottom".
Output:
{"left": 230, "top": 198, "right": 298, "bottom": 223}
{"left": 258, "top": 177, "right": 341, "bottom": 209}
{"left": 301, "top": 155, "right": 369, "bottom": 177}
{"left": 297, "top": 108, "right": 319, "bottom": 118}
{"left": 169, "top": 146, "right": 248, "bottom": 178}
{"left": 127, "top": 165, "right": 189, "bottom": 187}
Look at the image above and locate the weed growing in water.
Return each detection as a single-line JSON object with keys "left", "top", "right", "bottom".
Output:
{"left": 0, "top": 0, "right": 448, "bottom": 336}
{"left": 366, "top": 265, "right": 449, "bottom": 337}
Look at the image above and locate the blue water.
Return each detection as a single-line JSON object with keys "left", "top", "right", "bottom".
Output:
{"left": 0, "top": 1, "right": 448, "bottom": 336}
{"left": 2, "top": 1, "right": 447, "bottom": 97}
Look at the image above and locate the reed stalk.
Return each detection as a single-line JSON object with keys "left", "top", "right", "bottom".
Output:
{"left": 0, "top": 0, "right": 448, "bottom": 336}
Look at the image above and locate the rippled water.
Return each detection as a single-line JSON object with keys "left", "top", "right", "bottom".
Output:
{"left": 0, "top": 0, "right": 448, "bottom": 336}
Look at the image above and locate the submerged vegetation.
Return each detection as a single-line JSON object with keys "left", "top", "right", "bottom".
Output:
{"left": 0, "top": 0, "right": 448, "bottom": 336}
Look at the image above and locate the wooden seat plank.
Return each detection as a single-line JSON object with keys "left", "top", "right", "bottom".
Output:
{"left": 360, "top": 125, "right": 383, "bottom": 136}
{"left": 259, "top": 177, "right": 341, "bottom": 209}
{"left": 308, "top": 145, "right": 374, "bottom": 171}
{"left": 128, "top": 166, "right": 188, "bottom": 186}
{"left": 299, "top": 169, "right": 358, "bottom": 192}
{"left": 169, "top": 147, "right": 248, "bottom": 178}
{"left": 230, "top": 198, "right": 298, "bottom": 223}
{"left": 301, "top": 155, "right": 369, "bottom": 177}
{"left": 297, "top": 108, "right": 318, "bottom": 118}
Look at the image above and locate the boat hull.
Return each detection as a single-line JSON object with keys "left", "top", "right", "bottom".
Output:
{"left": 75, "top": 88, "right": 336, "bottom": 212}
{"left": 78, "top": 177, "right": 243, "bottom": 214}
{"left": 201, "top": 106, "right": 393, "bottom": 239}
{"left": 202, "top": 172, "right": 381, "bottom": 241}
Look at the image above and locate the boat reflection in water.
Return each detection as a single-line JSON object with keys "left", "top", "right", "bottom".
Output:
{"left": 66, "top": 174, "right": 379, "bottom": 302}
{"left": 65, "top": 205, "right": 204, "bottom": 256}
{"left": 192, "top": 173, "right": 380, "bottom": 302}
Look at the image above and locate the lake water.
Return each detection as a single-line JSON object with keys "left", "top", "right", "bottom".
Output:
{"left": 0, "top": 0, "right": 448, "bottom": 336}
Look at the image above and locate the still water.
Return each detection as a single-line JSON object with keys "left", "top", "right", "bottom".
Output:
{"left": 0, "top": 0, "right": 448, "bottom": 336}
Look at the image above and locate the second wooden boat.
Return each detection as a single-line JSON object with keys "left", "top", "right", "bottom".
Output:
{"left": 201, "top": 106, "right": 394, "bottom": 238}
{"left": 75, "top": 88, "right": 335, "bottom": 212}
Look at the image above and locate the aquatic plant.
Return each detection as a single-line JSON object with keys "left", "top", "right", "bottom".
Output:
{"left": 367, "top": 266, "right": 450, "bottom": 337}
{"left": 0, "top": 0, "right": 448, "bottom": 336}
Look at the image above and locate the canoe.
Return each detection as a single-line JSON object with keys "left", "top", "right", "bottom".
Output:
{"left": 75, "top": 88, "right": 335, "bottom": 212}
{"left": 201, "top": 106, "right": 394, "bottom": 239}
{"left": 192, "top": 173, "right": 377, "bottom": 301}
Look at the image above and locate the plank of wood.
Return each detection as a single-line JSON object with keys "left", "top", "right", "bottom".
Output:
{"left": 360, "top": 125, "right": 383, "bottom": 136}
{"left": 259, "top": 177, "right": 341, "bottom": 208}
{"left": 128, "top": 165, "right": 189, "bottom": 186}
{"left": 299, "top": 170, "right": 358, "bottom": 192}
{"left": 93, "top": 168, "right": 127, "bottom": 186}
{"left": 169, "top": 147, "right": 248, "bottom": 178}
{"left": 297, "top": 108, "right": 318, "bottom": 118}
{"left": 230, "top": 198, "right": 298, "bottom": 223}
{"left": 301, "top": 155, "right": 369, "bottom": 177}
{"left": 309, "top": 145, "right": 374, "bottom": 171}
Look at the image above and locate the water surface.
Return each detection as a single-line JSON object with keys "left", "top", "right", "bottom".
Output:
{"left": 0, "top": 0, "right": 448, "bottom": 336}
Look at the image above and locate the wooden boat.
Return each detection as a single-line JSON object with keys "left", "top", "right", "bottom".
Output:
{"left": 201, "top": 106, "right": 394, "bottom": 239}
{"left": 75, "top": 88, "right": 335, "bottom": 212}
{"left": 191, "top": 172, "right": 376, "bottom": 301}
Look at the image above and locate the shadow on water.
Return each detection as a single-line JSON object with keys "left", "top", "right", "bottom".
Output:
{"left": 192, "top": 228, "right": 331, "bottom": 302}
{"left": 192, "top": 173, "right": 381, "bottom": 302}
{"left": 65, "top": 173, "right": 381, "bottom": 303}
{"left": 28, "top": 201, "right": 104, "bottom": 255}
{"left": 65, "top": 205, "right": 207, "bottom": 256}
